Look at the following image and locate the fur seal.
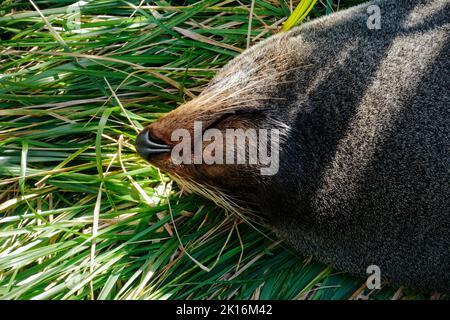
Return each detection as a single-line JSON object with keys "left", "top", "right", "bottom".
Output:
{"left": 136, "top": 0, "right": 449, "bottom": 292}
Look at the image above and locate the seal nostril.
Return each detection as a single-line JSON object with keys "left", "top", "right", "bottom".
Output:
{"left": 135, "top": 127, "right": 171, "bottom": 159}
{"left": 147, "top": 130, "right": 169, "bottom": 149}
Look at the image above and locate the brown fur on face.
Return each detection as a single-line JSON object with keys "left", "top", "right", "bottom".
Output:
{"left": 139, "top": 43, "right": 299, "bottom": 191}
{"left": 145, "top": 105, "right": 268, "bottom": 192}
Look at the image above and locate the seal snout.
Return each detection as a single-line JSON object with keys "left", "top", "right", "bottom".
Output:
{"left": 135, "top": 127, "right": 171, "bottom": 160}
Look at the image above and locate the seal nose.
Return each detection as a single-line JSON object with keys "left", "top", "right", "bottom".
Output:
{"left": 135, "top": 127, "right": 171, "bottom": 159}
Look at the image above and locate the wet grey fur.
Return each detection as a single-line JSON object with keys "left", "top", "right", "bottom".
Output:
{"left": 207, "top": 0, "right": 449, "bottom": 292}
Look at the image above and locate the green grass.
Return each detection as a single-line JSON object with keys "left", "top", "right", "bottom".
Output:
{"left": 0, "top": 0, "right": 444, "bottom": 300}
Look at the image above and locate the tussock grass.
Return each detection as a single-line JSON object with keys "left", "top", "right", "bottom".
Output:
{"left": 0, "top": 0, "right": 442, "bottom": 300}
